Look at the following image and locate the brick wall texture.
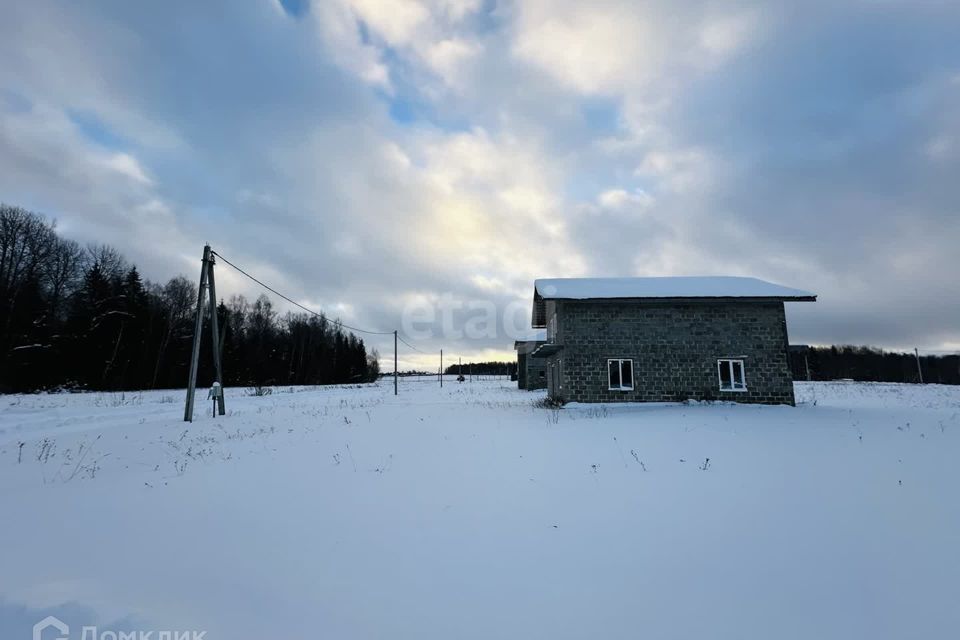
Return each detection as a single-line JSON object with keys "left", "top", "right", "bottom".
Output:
{"left": 524, "top": 356, "right": 547, "bottom": 390}
{"left": 516, "top": 342, "right": 547, "bottom": 390}
{"left": 544, "top": 300, "right": 796, "bottom": 405}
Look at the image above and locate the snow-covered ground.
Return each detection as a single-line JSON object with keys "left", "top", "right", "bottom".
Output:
{"left": 2, "top": 379, "right": 958, "bottom": 639}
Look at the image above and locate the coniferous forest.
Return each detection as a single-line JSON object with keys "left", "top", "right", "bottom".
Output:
{"left": 443, "top": 361, "right": 517, "bottom": 376}
{"left": 0, "top": 203, "right": 379, "bottom": 393}
{"left": 790, "top": 345, "right": 959, "bottom": 385}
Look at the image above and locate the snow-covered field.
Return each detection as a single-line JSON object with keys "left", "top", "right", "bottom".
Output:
{"left": 2, "top": 379, "right": 958, "bottom": 639}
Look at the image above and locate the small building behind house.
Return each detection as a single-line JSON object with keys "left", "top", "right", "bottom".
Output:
{"left": 514, "top": 329, "right": 547, "bottom": 390}
{"left": 530, "top": 276, "right": 816, "bottom": 405}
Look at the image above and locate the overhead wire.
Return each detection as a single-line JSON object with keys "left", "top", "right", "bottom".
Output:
{"left": 396, "top": 334, "right": 426, "bottom": 353}
{"left": 211, "top": 250, "right": 395, "bottom": 336}
{"left": 210, "top": 249, "right": 463, "bottom": 365}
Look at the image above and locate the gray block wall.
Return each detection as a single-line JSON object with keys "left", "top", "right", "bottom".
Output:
{"left": 517, "top": 352, "right": 547, "bottom": 390}
{"left": 517, "top": 352, "right": 529, "bottom": 388}
{"left": 546, "top": 300, "right": 795, "bottom": 405}
{"left": 516, "top": 342, "right": 547, "bottom": 390}
{"left": 526, "top": 357, "right": 547, "bottom": 390}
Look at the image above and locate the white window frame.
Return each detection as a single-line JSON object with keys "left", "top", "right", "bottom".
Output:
{"left": 607, "top": 358, "right": 634, "bottom": 391}
{"left": 717, "top": 358, "right": 747, "bottom": 392}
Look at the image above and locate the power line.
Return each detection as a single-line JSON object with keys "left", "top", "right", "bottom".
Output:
{"left": 211, "top": 250, "right": 394, "bottom": 336}
{"left": 211, "top": 249, "right": 449, "bottom": 357}
{"left": 397, "top": 334, "right": 426, "bottom": 353}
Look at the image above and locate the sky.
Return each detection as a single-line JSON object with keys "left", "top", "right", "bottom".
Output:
{"left": 1, "top": 0, "right": 958, "bottom": 368}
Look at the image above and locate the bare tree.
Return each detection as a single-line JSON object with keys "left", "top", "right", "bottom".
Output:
{"left": 151, "top": 275, "right": 194, "bottom": 387}
{"left": 0, "top": 204, "right": 56, "bottom": 346}
{"left": 43, "top": 237, "right": 86, "bottom": 322}
{"left": 85, "top": 243, "right": 128, "bottom": 281}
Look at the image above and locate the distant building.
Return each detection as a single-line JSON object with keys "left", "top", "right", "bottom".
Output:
{"left": 514, "top": 330, "right": 547, "bottom": 390}
{"left": 529, "top": 277, "right": 816, "bottom": 405}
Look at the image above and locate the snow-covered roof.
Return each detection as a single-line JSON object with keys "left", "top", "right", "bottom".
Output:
{"left": 515, "top": 329, "right": 547, "bottom": 343}
{"left": 513, "top": 329, "right": 547, "bottom": 350}
{"left": 535, "top": 276, "right": 815, "bottom": 301}
{"left": 531, "top": 276, "right": 815, "bottom": 328}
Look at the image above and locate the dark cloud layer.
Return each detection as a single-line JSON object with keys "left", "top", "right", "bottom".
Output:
{"left": 0, "top": 0, "right": 958, "bottom": 365}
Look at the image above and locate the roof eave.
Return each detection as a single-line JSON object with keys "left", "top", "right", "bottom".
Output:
{"left": 531, "top": 288, "right": 546, "bottom": 328}
{"left": 531, "top": 343, "right": 564, "bottom": 357}
{"left": 536, "top": 295, "right": 817, "bottom": 303}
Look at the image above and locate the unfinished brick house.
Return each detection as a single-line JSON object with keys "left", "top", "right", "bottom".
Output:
{"left": 530, "top": 277, "right": 816, "bottom": 405}
{"left": 514, "top": 330, "right": 547, "bottom": 390}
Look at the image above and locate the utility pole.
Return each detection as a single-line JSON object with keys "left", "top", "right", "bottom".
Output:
{"left": 184, "top": 245, "right": 211, "bottom": 422}
{"left": 915, "top": 348, "right": 924, "bottom": 384}
{"left": 218, "top": 315, "right": 228, "bottom": 370}
{"left": 394, "top": 330, "right": 398, "bottom": 395}
{"left": 207, "top": 252, "right": 225, "bottom": 416}
{"left": 804, "top": 353, "right": 811, "bottom": 381}
{"left": 440, "top": 349, "right": 443, "bottom": 387}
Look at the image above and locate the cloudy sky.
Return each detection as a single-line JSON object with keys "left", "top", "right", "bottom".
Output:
{"left": 1, "top": 0, "right": 958, "bottom": 367}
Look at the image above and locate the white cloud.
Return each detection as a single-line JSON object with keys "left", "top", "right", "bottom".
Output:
{"left": 433, "top": 0, "right": 483, "bottom": 21}
{"left": 696, "top": 10, "right": 761, "bottom": 59}
{"left": 635, "top": 148, "right": 712, "bottom": 192}
{"left": 347, "top": 0, "right": 430, "bottom": 47}
{"left": 411, "top": 128, "right": 583, "bottom": 276}
{"left": 424, "top": 37, "right": 481, "bottom": 85}
{"left": 313, "top": 1, "right": 392, "bottom": 90}
{"left": 511, "top": 2, "right": 657, "bottom": 95}
{"left": 102, "top": 152, "right": 152, "bottom": 185}
{"left": 0, "top": 2, "right": 184, "bottom": 150}
{"left": 0, "top": 101, "right": 193, "bottom": 279}
{"left": 597, "top": 188, "right": 654, "bottom": 210}
{"left": 470, "top": 274, "right": 506, "bottom": 292}
{"left": 311, "top": 0, "right": 482, "bottom": 89}
{"left": 508, "top": 1, "right": 764, "bottom": 97}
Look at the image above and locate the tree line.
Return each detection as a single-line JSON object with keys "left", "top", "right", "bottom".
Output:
{"left": 443, "top": 361, "right": 517, "bottom": 376}
{"left": 0, "top": 203, "right": 379, "bottom": 393}
{"left": 789, "top": 345, "right": 959, "bottom": 385}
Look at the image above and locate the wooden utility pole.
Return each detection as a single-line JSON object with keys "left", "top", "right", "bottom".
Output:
{"left": 440, "top": 349, "right": 443, "bottom": 387}
{"left": 915, "top": 348, "right": 924, "bottom": 384}
{"left": 207, "top": 252, "right": 225, "bottom": 415}
{"left": 183, "top": 245, "right": 228, "bottom": 422}
{"left": 184, "top": 245, "right": 210, "bottom": 422}
{"left": 394, "top": 330, "right": 398, "bottom": 395}
{"left": 218, "top": 316, "right": 228, "bottom": 368}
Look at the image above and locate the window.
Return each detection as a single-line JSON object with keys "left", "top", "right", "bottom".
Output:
{"left": 607, "top": 359, "right": 634, "bottom": 391}
{"left": 718, "top": 359, "right": 747, "bottom": 392}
